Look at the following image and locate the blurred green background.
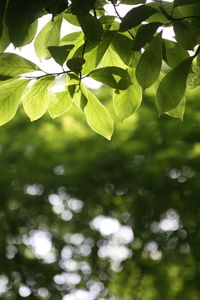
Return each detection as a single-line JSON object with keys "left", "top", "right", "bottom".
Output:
{"left": 1, "top": 85, "right": 200, "bottom": 300}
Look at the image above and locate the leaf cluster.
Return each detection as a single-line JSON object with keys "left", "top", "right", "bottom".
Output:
{"left": 0, "top": 0, "right": 200, "bottom": 138}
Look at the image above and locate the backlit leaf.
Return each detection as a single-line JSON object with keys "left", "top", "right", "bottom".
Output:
{"left": 77, "top": 13, "right": 103, "bottom": 41}
{"left": 133, "top": 22, "right": 161, "bottom": 51}
{"left": 0, "top": 79, "right": 30, "bottom": 125}
{"left": 173, "top": 21, "right": 197, "bottom": 50}
{"left": 166, "top": 97, "right": 185, "bottom": 120}
{"left": 23, "top": 76, "right": 55, "bottom": 121}
{"left": 0, "top": 53, "right": 40, "bottom": 77}
{"left": 48, "top": 45, "right": 74, "bottom": 66}
{"left": 49, "top": 90, "right": 73, "bottom": 118}
{"left": 163, "top": 39, "right": 189, "bottom": 68}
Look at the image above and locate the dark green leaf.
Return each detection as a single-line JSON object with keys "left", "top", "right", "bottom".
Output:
{"left": 120, "top": 5, "right": 158, "bottom": 32}
{"left": 48, "top": 45, "right": 74, "bottom": 66}
{"left": 89, "top": 66, "right": 132, "bottom": 90}
{"left": 173, "top": 21, "right": 197, "bottom": 50}
{"left": 120, "top": 0, "right": 146, "bottom": 4}
{"left": 111, "top": 33, "right": 134, "bottom": 66}
{"left": 0, "top": 0, "right": 6, "bottom": 37}
{"left": 156, "top": 57, "right": 193, "bottom": 113}
{"left": 133, "top": 22, "right": 161, "bottom": 51}
{"left": 136, "top": 32, "right": 162, "bottom": 88}
{"left": 67, "top": 57, "right": 85, "bottom": 74}
{"left": 71, "top": 0, "right": 96, "bottom": 14}
{"left": 77, "top": 13, "right": 103, "bottom": 41}
{"left": 174, "top": 0, "right": 200, "bottom": 7}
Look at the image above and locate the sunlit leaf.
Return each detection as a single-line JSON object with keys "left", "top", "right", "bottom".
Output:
{"left": 0, "top": 79, "right": 30, "bottom": 125}
{"left": 166, "top": 97, "right": 185, "bottom": 120}
{"left": 0, "top": 53, "right": 40, "bottom": 77}
{"left": 34, "top": 17, "right": 62, "bottom": 59}
{"left": 23, "top": 76, "right": 55, "bottom": 121}
{"left": 111, "top": 33, "right": 134, "bottom": 66}
{"left": 82, "top": 85, "right": 114, "bottom": 140}
{"left": 49, "top": 90, "right": 73, "bottom": 118}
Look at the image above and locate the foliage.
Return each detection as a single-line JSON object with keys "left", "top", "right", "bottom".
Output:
{"left": 0, "top": 0, "right": 200, "bottom": 138}
{"left": 1, "top": 87, "right": 200, "bottom": 299}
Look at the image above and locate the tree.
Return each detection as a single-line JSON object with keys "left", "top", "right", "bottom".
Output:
{"left": 1, "top": 86, "right": 200, "bottom": 299}
{"left": 0, "top": 0, "right": 200, "bottom": 139}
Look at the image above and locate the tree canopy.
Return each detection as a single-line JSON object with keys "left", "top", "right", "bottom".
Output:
{"left": 0, "top": 0, "right": 200, "bottom": 138}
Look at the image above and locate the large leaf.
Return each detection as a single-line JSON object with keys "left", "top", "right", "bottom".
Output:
{"left": 133, "top": 22, "right": 161, "bottom": 51}
{"left": 111, "top": 33, "right": 134, "bottom": 66}
{"left": 120, "top": 5, "right": 158, "bottom": 32}
{"left": 89, "top": 67, "right": 131, "bottom": 90}
{"left": 156, "top": 57, "right": 193, "bottom": 113}
{"left": 113, "top": 70, "right": 142, "bottom": 120}
{"left": 173, "top": 21, "right": 197, "bottom": 50}
{"left": 23, "top": 76, "right": 55, "bottom": 121}
{"left": 174, "top": 0, "right": 200, "bottom": 7}
{"left": 0, "top": 23, "right": 10, "bottom": 52}
{"left": 82, "top": 85, "right": 114, "bottom": 140}
{"left": 34, "top": 17, "right": 62, "bottom": 59}
{"left": 163, "top": 39, "right": 189, "bottom": 68}
{"left": 0, "top": 79, "right": 30, "bottom": 125}
{"left": 136, "top": 32, "right": 162, "bottom": 88}
{"left": 77, "top": 13, "right": 103, "bottom": 41}
{"left": 0, "top": 53, "right": 40, "bottom": 77}
{"left": 49, "top": 90, "right": 73, "bottom": 118}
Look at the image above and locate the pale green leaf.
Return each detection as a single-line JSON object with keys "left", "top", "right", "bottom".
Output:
{"left": 23, "top": 76, "right": 55, "bottom": 121}
{"left": 113, "top": 70, "right": 142, "bottom": 120}
{"left": 34, "top": 17, "right": 62, "bottom": 59}
{"left": 49, "top": 90, "right": 73, "bottom": 118}
{"left": 0, "top": 53, "right": 40, "bottom": 77}
{"left": 166, "top": 97, "right": 185, "bottom": 120}
{"left": 82, "top": 85, "right": 114, "bottom": 139}
{"left": 0, "top": 79, "right": 30, "bottom": 125}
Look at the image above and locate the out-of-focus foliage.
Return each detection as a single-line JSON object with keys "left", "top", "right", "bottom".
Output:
{"left": 1, "top": 0, "right": 200, "bottom": 138}
{"left": 1, "top": 85, "right": 200, "bottom": 299}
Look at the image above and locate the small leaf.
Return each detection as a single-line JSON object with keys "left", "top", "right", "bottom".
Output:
{"left": 113, "top": 70, "right": 142, "bottom": 120}
{"left": 34, "top": 17, "right": 62, "bottom": 59}
{"left": 173, "top": 21, "right": 197, "bottom": 50}
{"left": 136, "top": 32, "right": 162, "bottom": 88}
{"left": 133, "top": 22, "right": 161, "bottom": 51}
{"left": 120, "top": 5, "right": 158, "bottom": 32}
{"left": 49, "top": 90, "right": 73, "bottom": 118}
{"left": 63, "top": 12, "right": 80, "bottom": 27}
{"left": 0, "top": 79, "right": 30, "bottom": 125}
{"left": 67, "top": 57, "right": 85, "bottom": 74}
{"left": 82, "top": 85, "right": 114, "bottom": 140}
{"left": 48, "top": 45, "right": 74, "bottom": 66}
{"left": 166, "top": 97, "right": 185, "bottom": 120}
{"left": 0, "top": 53, "right": 40, "bottom": 77}
{"left": 77, "top": 13, "right": 103, "bottom": 41}
{"left": 156, "top": 57, "right": 193, "bottom": 113}
{"left": 23, "top": 76, "right": 55, "bottom": 121}
{"left": 89, "top": 67, "right": 132, "bottom": 90}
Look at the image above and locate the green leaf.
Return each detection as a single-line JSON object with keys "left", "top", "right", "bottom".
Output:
{"left": 166, "top": 97, "right": 185, "bottom": 120}
{"left": 156, "top": 57, "right": 193, "bottom": 113}
{"left": 34, "top": 17, "right": 62, "bottom": 59}
{"left": 82, "top": 85, "right": 114, "bottom": 140}
{"left": 23, "top": 76, "right": 55, "bottom": 121}
{"left": 0, "top": 53, "right": 40, "bottom": 77}
{"left": 174, "top": 0, "right": 200, "bottom": 7}
{"left": 102, "top": 47, "right": 127, "bottom": 69}
{"left": 133, "top": 22, "right": 161, "bottom": 51}
{"left": 0, "top": 79, "right": 30, "bottom": 126}
{"left": 77, "top": 13, "right": 103, "bottom": 41}
{"left": 89, "top": 67, "right": 132, "bottom": 90}
{"left": 163, "top": 39, "right": 189, "bottom": 68}
{"left": 173, "top": 21, "right": 197, "bottom": 50}
{"left": 60, "top": 31, "right": 83, "bottom": 46}
{"left": 113, "top": 70, "right": 142, "bottom": 120}
{"left": 120, "top": 5, "right": 158, "bottom": 32}
{"left": 48, "top": 45, "right": 74, "bottom": 66}
{"left": 111, "top": 33, "right": 134, "bottom": 66}
{"left": 0, "top": 22, "right": 10, "bottom": 52}
{"left": 49, "top": 90, "right": 73, "bottom": 118}
{"left": 63, "top": 12, "right": 80, "bottom": 26}
{"left": 120, "top": 0, "right": 146, "bottom": 4}
{"left": 0, "top": 0, "right": 7, "bottom": 37}
{"left": 67, "top": 57, "right": 86, "bottom": 74}
{"left": 136, "top": 32, "right": 162, "bottom": 88}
